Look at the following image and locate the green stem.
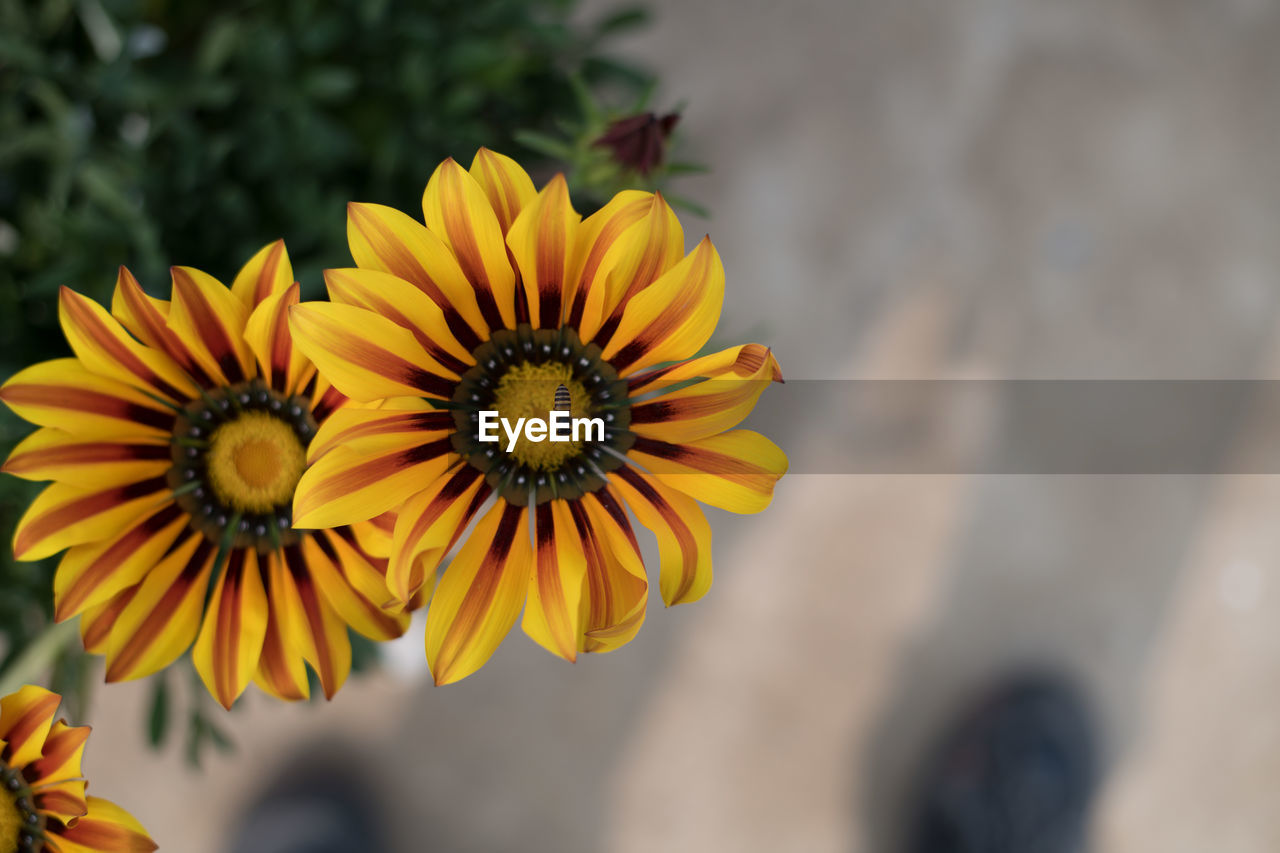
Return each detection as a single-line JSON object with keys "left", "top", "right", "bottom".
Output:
{"left": 0, "top": 619, "right": 80, "bottom": 697}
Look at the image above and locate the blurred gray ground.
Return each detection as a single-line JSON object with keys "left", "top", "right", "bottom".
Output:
{"left": 84, "top": 1, "right": 1280, "bottom": 851}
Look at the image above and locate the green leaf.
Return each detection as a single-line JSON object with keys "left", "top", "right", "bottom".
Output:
{"left": 594, "top": 8, "right": 650, "bottom": 37}
{"left": 147, "top": 674, "right": 170, "bottom": 748}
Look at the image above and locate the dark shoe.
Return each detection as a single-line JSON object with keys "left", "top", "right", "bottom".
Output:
{"left": 905, "top": 673, "right": 1096, "bottom": 853}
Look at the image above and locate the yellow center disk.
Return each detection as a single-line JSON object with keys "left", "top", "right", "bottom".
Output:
{"left": 492, "top": 362, "right": 590, "bottom": 471}
{"left": 0, "top": 795, "right": 21, "bottom": 853}
{"left": 206, "top": 412, "right": 306, "bottom": 514}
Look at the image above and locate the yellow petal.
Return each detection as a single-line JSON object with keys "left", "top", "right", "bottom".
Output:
{"left": 601, "top": 237, "right": 725, "bottom": 375}
{"left": 59, "top": 286, "right": 196, "bottom": 403}
{"left": 231, "top": 239, "right": 294, "bottom": 308}
{"left": 288, "top": 302, "right": 454, "bottom": 403}
{"left": 167, "top": 265, "right": 255, "bottom": 385}
{"left": 629, "top": 344, "right": 783, "bottom": 443}
{"left": 103, "top": 534, "right": 214, "bottom": 682}
{"left": 28, "top": 720, "right": 89, "bottom": 822}
{"left": 293, "top": 436, "right": 453, "bottom": 530}
{"left": 306, "top": 404, "right": 449, "bottom": 463}
{"left": 584, "top": 193, "right": 684, "bottom": 344}
{"left": 521, "top": 500, "right": 586, "bottom": 662}
{"left": 283, "top": 555, "right": 353, "bottom": 699}
{"left": 325, "top": 267, "right": 473, "bottom": 374}
{"left": 629, "top": 430, "right": 788, "bottom": 514}
{"left": 506, "top": 174, "right": 580, "bottom": 329}
{"left": 564, "top": 190, "right": 653, "bottom": 334}
{"left": 3, "top": 428, "right": 169, "bottom": 486}
{"left": 304, "top": 532, "right": 407, "bottom": 640}
{"left": 0, "top": 358, "right": 174, "bottom": 439}
{"left": 192, "top": 548, "right": 268, "bottom": 709}
{"left": 386, "top": 466, "right": 490, "bottom": 606}
{"left": 244, "top": 282, "right": 311, "bottom": 396}
{"left": 0, "top": 685, "right": 60, "bottom": 768}
{"left": 425, "top": 501, "right": 532, "bottom": 685}
{"left": 111, "top": 265, "right": 216, "bottom": 387}
{"left": 13, "top": 476, "right": 171, "bottom": 561}
{"left": 253, "top": 552, "right": 312, "bottom": 702}
{"left": 421, "top": 157, "right": 517, "bottom": 330}
{"left": 50, "top": 796, "right": 157, "bottom": 853}
{"left": 346, "top": 201, "right": 489, "bottom": 345}
{"left": 612, "top": 466, "right": 713, "bottom": 606}
{"left": 576, "top": 491, "right": 649, "bottom": 653}
{"left": 79, "top": 587, "right": 136, "bottom": 656}
{"left": 469, "top": 147, "right": 537, "bottom": 234}
{"left": 53, "top": 503, "right": 188, "bottom": 620}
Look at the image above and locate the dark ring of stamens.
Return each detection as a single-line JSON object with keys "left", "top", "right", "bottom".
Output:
{"left": 3, "top": 763, "right": 48, "bottom": 853}
{"left": 168, "top": 378, "right": 315, "bottom": 551}
{"left": 449, "top": 325, "right": 634, "bottom": 507}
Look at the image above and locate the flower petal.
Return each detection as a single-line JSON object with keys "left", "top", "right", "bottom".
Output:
{"left": 231, "top": 239, "right": 294, "bottom": 308}
{"left": 253, "top": 552, "right": 312, "bottom": 702}
{"left": 421, "top": 158, "right": 517, "bottom": 330}
{"left": 293, "top": 433, "right": 454, "bottom": 530}
{"left": 601, "top": 236, "right": 725, "bottom": 375}
{"left": 104, "top": 534, "right": 215, "bottom": 682}
{"left": 167, "top": 266, "right": 254, "bottom": 385}
{"left": 0, "top": 685, "right": 60, "bottom": 768}
{"left": 80, "top": 587, "right": 137, "bottom": 655}
{"left": 469, "top": 147, "right": 536, "bottom": 234}
{"left": 53, "top": 502, "right": 187, "bottom": 620}
{"left": 347, "top": 201, "right": 488, "bottom": 346}
{"left": 629, "top": 430, "right": 788, "bottom": 514}
{"left": 629, "top": 344, "right": 783, "bottom": 442}
{"left": 305, "top": 532, "right": 408, "bottom": 640}
{"left": 506, "top": 174, "right": 580, "bottom": 329}
{"left": 282, "top": 544, "right": 352, "bottom": 699}
{"left": 0, "top": 359, "right": 174, "bottom": 439}
{"left": 192, "top": 549, "right": 269, "bottom": 709}
{"left": 13, "top": 476, "right": 171, "bottom": 561}
{"left": 386, "top": 465, "right": 490, "bottom": 607}
{"left": 564, "top": 190, "right": 654, "bottom": 334}
{"left": 244, "top": 282, "right": 310, "bottom": 396}
{"left": 49, "top": 796, "right": 157, "bottom": 853}
{"left": 306, "top": 404, "right": 450, "bottom": 462}
{"left": 325, "top": 267, "right": 473, "bottom": 375}
{"left": 110, "top": 266, "right": 215, "bottom": 387}
{"left": 521, "top": 500, "right": 586, "bottom": 662}
{"left": 59, "top": 286, "right": 196, "bottom": 403}
{"left": 425, "top": 501, "right": 532, "bottom": 685}
{"left": 288, "top": 302, "right": 454, "bottom": 402}
{"left": 574, "top": 489, "right": 648, "bottom": 652}
{"left": 586, "top": 193, "right": 685, "bottom": 346}
{"left": 29, "top": 720, "right": 89, "bottom": 822}
{"left": 3, "top": 428, "right": 169, "bottom": 486}
{"left": 612, "top": 466, "right": 713, "bottom": 606}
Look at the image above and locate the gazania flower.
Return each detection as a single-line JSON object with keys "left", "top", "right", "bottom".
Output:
{"left": 0, "top": 685, "right": 155, "bottom": 853}
{"left": 0, "top": 243, "right": 409, "bottom": 708}
{"left": 288, "top": 148, "right": 787, "bottom": 685}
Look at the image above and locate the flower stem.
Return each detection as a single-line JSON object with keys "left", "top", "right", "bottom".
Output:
{"left": 0, "top": 619, "right": 80, "bottom": 698}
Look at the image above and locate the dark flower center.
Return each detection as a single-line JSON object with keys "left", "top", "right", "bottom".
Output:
{"left": 1, "top": 762, "right": 46, "bottom": 853}
{"left": 168, "top": 379, "right": 315, "bottom": 551}
{"left": 449, "top": 326, "right": 633, "bottom": 506}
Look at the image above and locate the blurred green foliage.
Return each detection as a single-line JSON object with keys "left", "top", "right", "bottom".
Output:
{"left": 0, "top": 0, "right": 654, "bottom": 733}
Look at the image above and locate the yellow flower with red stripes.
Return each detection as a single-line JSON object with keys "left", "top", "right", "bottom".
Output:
{"left": 288, "top": 149, "right": 787, "bottom": 685}
{"left": 0, "top": 685, "right": 154, "bottom": 853}
{"left": 0, "top": 244, "right": 410, "bottom": 709}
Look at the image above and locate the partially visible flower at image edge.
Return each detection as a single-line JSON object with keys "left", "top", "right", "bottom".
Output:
{"left": 288, "top": 147, "right": 787, "bottom": 686}
{"left": 0, "top": 685, "right": 155, "bottom": 853}
{"left": 0, "top": 243, "right": 411, "bottom": 709}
